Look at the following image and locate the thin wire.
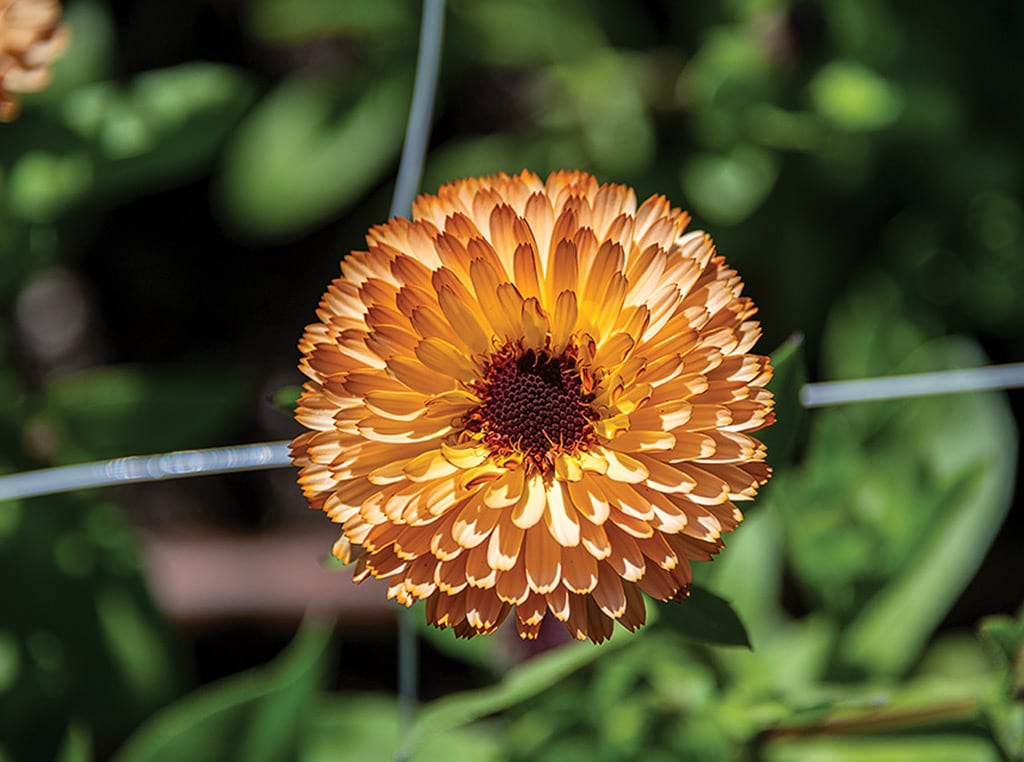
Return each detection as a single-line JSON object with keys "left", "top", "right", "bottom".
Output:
{"left": 800, "top": 362, "right": 1024, "bottom": 408}
{"left": 2, "top": 363, "right": 1023, "bottom": 501}
{"left": 395, "top": 606, "right": 419, "bottom": 762}
{"left": 0, "top": 441, "right": 291, "bottom": 501}
{"left": 390, "top": 0, "right": 445, "bottom": 222}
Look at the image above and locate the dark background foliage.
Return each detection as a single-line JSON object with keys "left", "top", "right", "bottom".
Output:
{"left": 0, "top": 1, "right": 1021, "bottom": 760}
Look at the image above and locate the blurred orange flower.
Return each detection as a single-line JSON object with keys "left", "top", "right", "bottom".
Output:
{"left": 292, "top": 170, "right": 774, "bottom": 642}
{"left": 0, "top": 0, "right": 68, "bottom": 121}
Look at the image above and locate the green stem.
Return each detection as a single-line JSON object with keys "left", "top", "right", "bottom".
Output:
{"left": 760, "top": 696, "right": 983, "bottom": 740}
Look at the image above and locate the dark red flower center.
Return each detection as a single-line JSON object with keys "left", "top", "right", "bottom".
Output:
{"left": 468, "top": 347, "right": 595, "bottom": 472}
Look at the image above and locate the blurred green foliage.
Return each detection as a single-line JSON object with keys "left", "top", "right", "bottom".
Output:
{"left": 1, "top": 0, "right": 1022, "bottom": 760}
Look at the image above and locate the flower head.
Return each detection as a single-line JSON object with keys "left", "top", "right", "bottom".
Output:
{"left": 0, "top": 0, "right": 68, "bottom": 122}
{"left": 292, "top": 170, "right": 774, "bottom": 642}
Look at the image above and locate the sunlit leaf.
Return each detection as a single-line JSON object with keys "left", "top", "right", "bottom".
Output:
{"left": 707, "top": 508, "right": 785, "bottom": 646}
{"left": 810, "top": 60, "right": 903, "bottom": 132}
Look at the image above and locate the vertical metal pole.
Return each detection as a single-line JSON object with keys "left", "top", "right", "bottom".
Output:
{"left": 390, "top": 1, "right": 445, "bottom": 759}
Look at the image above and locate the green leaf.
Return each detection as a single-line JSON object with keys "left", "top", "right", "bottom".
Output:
{"left": 272, "top": 385, "right": 303, "bottom": 415}
{"left": 218, "top": 72, "right": 410, "bottom": 239}
{"left": 43, "top": 365, "right": 253, "bottom": 461}
{"left": 760, "top": 332, "right": 808, "bottom": 468}
{"left": 420, "top": 133, "right": 582, "bottom": 196}
{"left": 681, "top": 145, "right": 779, "bottom": 225}
{"left": 303, "top": 695, "right": 503, "bottom": 762}
{"left": 60, "top": 63, "right": 254, "bottom": 202}
{"left": 988, "top": 700, "right": 1024, "bottom": 762}
{"left": 456, "top": 0, "right": 606, "bottom": 67}
{"left": 810, "top": 60, "right": 903, "bottom": 132}
{"left": 835, "top": 339, "right": 1017, "bottom": 676}
{"left": 558, "top": 50, "right": 655, "bottom": 174}
{"left": 657, "top": 586, "right": 751, "bottom": 649}
{"left": 416, "top": 613, "right": 505, "bottom": 674}
{"left": 411, "top": 634, "right": 633, "bottom": 746}
{"left": 0, "top": 496, "right": 181, "bottom": 762}
{"left": 56, "top": 724, "right": 92, "bottom": 762}
{"left": 113, "top": 619, "right": 332, "bottom": 762}
{"left": 980, "top": 611, "right": 1024, "bottom": 760}
{"left": 707, "top": 508, "right": 785, "bottom": 645}
{"left": 773, "top": 281, "right": 1018, "bottom": 677}
{"left": 248, "top": 0, "right": 414, "bottom": 47}
{"left": 980, "top": 612, "right": 1024, "bottom": 673}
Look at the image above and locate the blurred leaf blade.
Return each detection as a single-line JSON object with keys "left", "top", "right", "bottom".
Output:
{"left": 44, "top": 365, "right": 254, "bottom": 461}
{"left": 837, "top": 345, "right": 1018, "bottom": 676}
{"left": 112, "top": 619, "right": 332, "bottom": 762}
{"left": 304, "top": 694, "right": 504, "bottom": 762}
{"left": 411, "top": 634, "right": 633, "bottom": 745}
{"left": 766, "top": 735, "right": 1002, "bottom": 762}
{"left": 218, "top": 72, "right": 410, "bottom": 239}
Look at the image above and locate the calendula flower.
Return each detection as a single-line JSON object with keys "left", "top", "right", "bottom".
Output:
{"left": 0, "top": 0, "right": 68, "bottom": 121}
{"left": 292, "top": 170, "right": 774, "bottom": 643}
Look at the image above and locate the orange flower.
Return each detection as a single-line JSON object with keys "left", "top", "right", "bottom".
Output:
{"left": 0, "top": 0, "right": 68, "bottom": 121}
{"left": 291, "top": 171, "right": 774, "bottom": 643}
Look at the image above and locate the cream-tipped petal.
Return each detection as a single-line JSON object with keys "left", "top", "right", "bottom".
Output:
{"left": 511, "top": 473, "right": 547, "bottom": 529}
{"left": 293, "top": 170, "right": 774, "bottom": 643}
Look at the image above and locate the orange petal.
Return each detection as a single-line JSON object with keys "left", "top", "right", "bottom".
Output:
{"left": 511, "top": 473, "right": 547, "bottom": 529}
{"left": 524, "top": 524, "right": 562, "bottom": 594}
{"left": 549, "top": 290, "right": 579, "bottom": 354}
{"left": 599, "top": 448, "right": 649, "bottom": 484}
{"left": 544, "top": 480, "right": 581, "bottom": 547}
{"left": 603, "top": 523, "right": 646, "bottom": 581}
{"left": 452, "top": 498, "right": 501, "bottom": 549}
{"left": 437, "top": 286, "right": 492, "bottom": 356}
{"left": 592, "top": 561, "right": 627, "bottom": 619}
{"left": 414, "top": 337, "right": 477, "bottom": 382}
{"left": 566, "top": 476, "right": 611, "bottom": 524}
{"left": 496, "top": 561, "right": 530, "bottom": 605}
{"left": 465, "top": 543, "right": 497, "bottom": 589}
{"left": 561, "top": 546, "right": 599, "bottom": 594}
{"left": 578, "top": 517, "right": 612, "bottom": 560}
{"left": 521, "top": 296, "right": 549, "bottom": 349}
{"left": 486, "top": 515, "right": 525, "bottom": 571}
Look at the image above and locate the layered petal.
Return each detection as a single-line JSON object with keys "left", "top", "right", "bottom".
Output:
{"left": 292, "top": 170, "right": 774, "bottom": 643}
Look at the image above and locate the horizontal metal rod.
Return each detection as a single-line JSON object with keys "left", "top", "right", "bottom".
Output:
{"left": 0, "top": 441, "right": 292, "bottom": 501}
{"left": 1, "top": 363, "right": 1022, "bottom": 501}
{"left": 799, "top": 362, "right": 1024, "bottom": 408}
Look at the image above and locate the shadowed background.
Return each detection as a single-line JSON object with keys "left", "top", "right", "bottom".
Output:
{"left": 1, "top": 1, "right": 1021, "bottom": 760}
